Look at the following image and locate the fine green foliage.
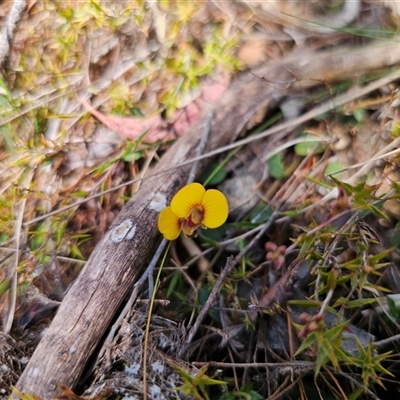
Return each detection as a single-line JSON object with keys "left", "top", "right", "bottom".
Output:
{"left": 352, "top": 340, "right": 394, "bottom": 389}
{"left": 173, "top": 364, "right": 227, "bottom": 400}
{"left": 294, "top": 320, "right": 353, "bottom": 375}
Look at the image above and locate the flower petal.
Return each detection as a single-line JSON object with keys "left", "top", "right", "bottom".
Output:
{"left": 171, "top": 182, "right": 205, "bottom": 219}
{"left": 158, "top": 206, "right": 182, "bottom": 240}
{"left": 202, "top": 189, "right": 229, "bottom": 228}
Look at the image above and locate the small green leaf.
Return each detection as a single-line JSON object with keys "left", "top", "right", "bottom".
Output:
{"left": 306, "top": 175, "right": 335, "bottom": 189}
{"left": 199, "top": 225, "right": 226, "bottom": 242}
{"left": 129, "top": 107, "right": 144, "bottom": 117}
{"left": 329, "top": 176, "right": 355, "bottom": 195}
{"left": 346, "top": 298, "right": 380, "bottom": 308}
{"left": 369, "top": 204, "right": 389, "bottom": 219}
{"left": 250, "top": 203, "right": 273, "bottom": 223}
{"left": 324, "top": 321, "right": 348, "bottom": 341}
{"left": 325, "top": 161, "right": 344, "bottom": 177}
{"left": 0, "top": 279, "right": 11, "bottom": 297}
{"left": 348, "top": 387, "right": 364, "bottom": 400}
{"left": 387, "top": 294, "right": 400, "bottom": 320}
{"left": 200, "top": 162, "right": 227, "bottom": 186}
{"left": 294, "top": 134, "right": 324, "bottom": 156}
{"left": 295, "top": 331, "right": 318, "bottom": 356}
{"left": 69, "top": 243, "right": 85, "bottom": 260}
{"left": 353, "top": 108, "right": 367, "bottom": 122}
{"left": 279, "top": 210, "right": 300, "bottom": 218}
{"left": 268, "top": 153, "right": 284, "bottom": 179}
{"left": 391, "top": 229, "right": 400, "bottom": 248}
{"left": 315, "top": 344, "right": 328, "bottom": 375}
{"left": 332, "top": 296, "right": 347, "bottom": 307}
{"left": 167, "top": 270, "right": 181, "bottom": 298}
{"left": 392, "top": 121, "right": 400, "bottom": 138}
{"left": 288, "top": 299, "right": 320, "bottom": 308}
{"left": 72, "top": 191, "right": 89, "bottom": 197}
{"left": 122, "top": 151, "right": 143, "bottom": 162}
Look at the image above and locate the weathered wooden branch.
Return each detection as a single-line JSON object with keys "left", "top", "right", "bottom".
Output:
{"left": 14, "top": 39, "right": 400, "bottom": 399}
{"left": 0, "top": 0, "right": 27, "bottom": 67}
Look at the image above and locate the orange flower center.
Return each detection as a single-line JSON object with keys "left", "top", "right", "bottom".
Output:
{"left": 181, "top": 205, "right": 204, "bottom": 236}
{"left": 189, "top": 205, "right": 204, "bottom": 225}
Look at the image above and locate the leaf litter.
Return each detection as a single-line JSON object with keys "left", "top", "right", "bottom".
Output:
{"left": 2, "top": 0, "right": 400, "bottom": 399}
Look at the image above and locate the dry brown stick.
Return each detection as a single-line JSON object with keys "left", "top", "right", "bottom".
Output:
{"left": 191, "top": 360, "right": 315, "bottom": 368}
{"left": 14, "top": 39, "right": 400, "bottom": 398}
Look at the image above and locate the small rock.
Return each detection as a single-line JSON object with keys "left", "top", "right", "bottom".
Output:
{"left": 219, "top": 175, "right": 259, "bottom": 219}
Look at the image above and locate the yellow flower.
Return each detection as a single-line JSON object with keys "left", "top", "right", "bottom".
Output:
{"left": 158, "top": 182, "right": 229, "bottom": 240}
